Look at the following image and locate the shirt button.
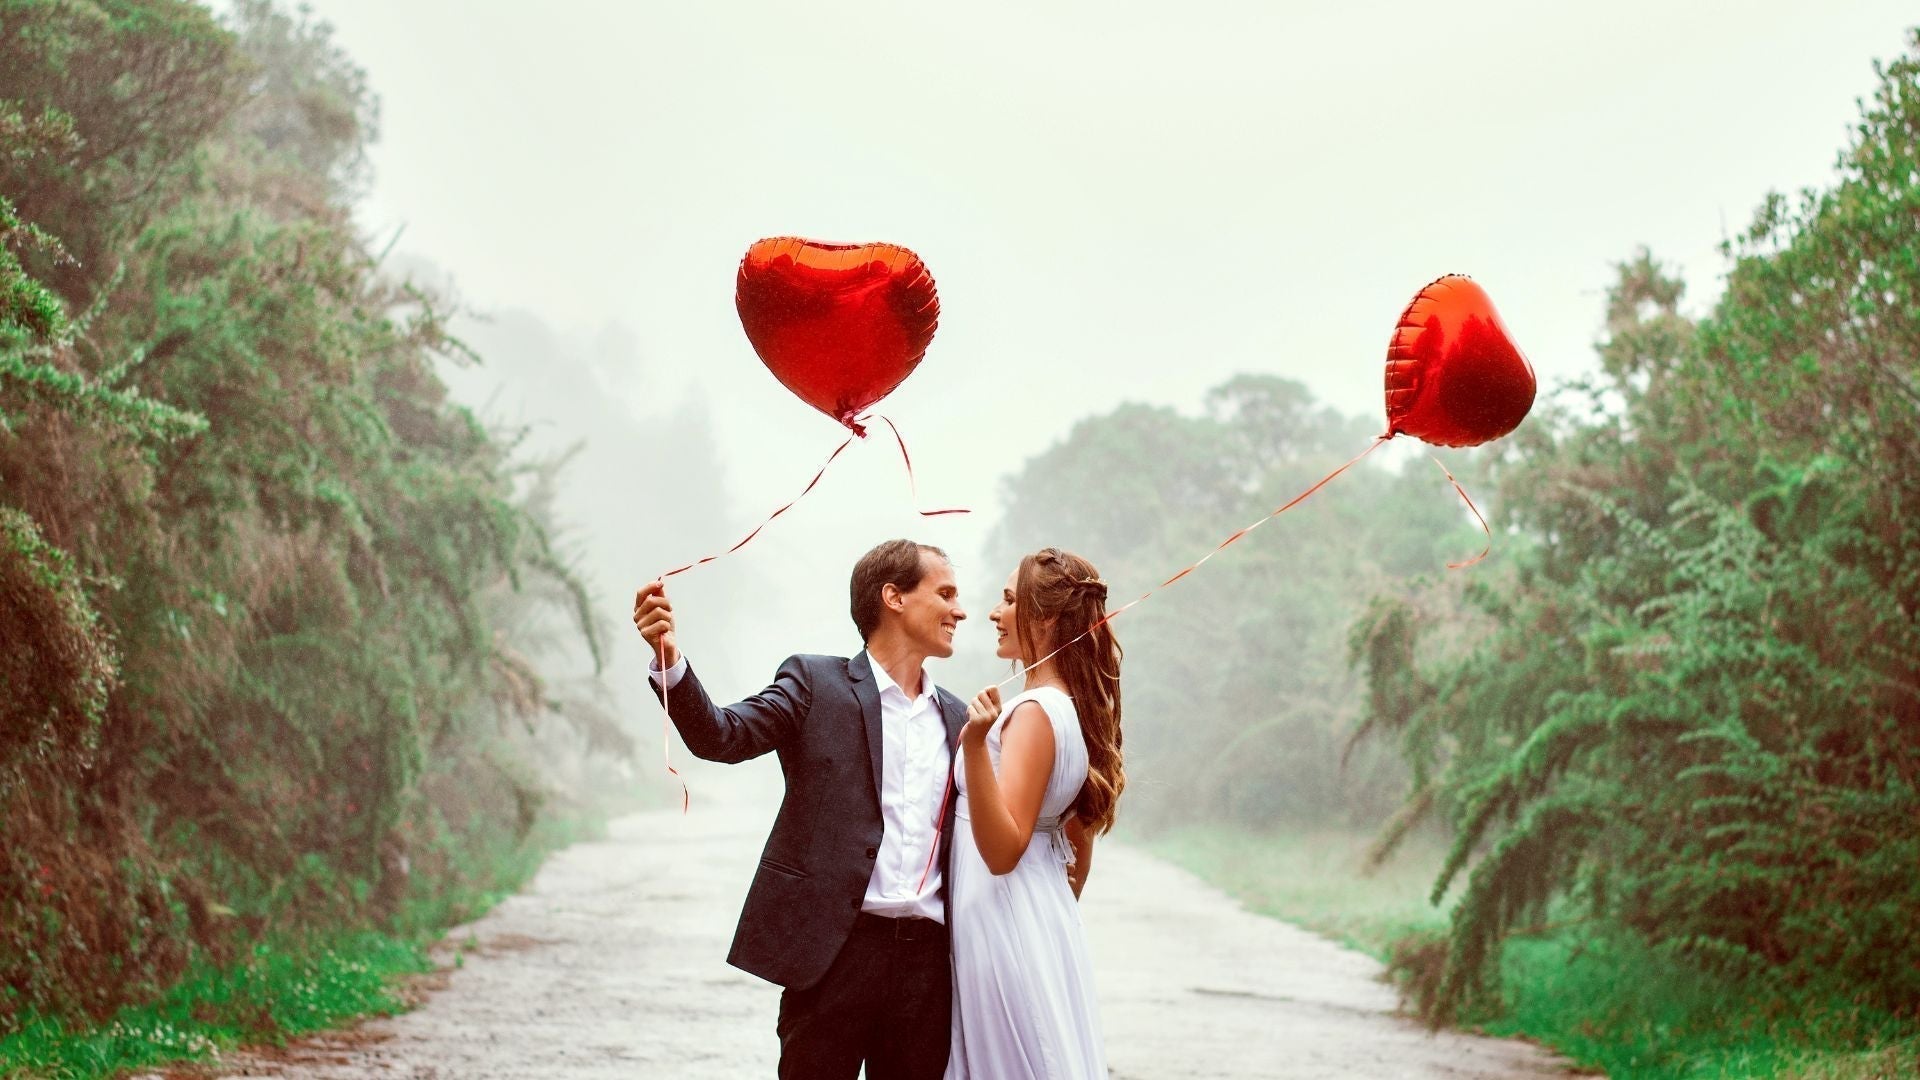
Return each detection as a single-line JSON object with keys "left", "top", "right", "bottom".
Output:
{"left": 865, "top": 847, "right": 877, "bottom": 859}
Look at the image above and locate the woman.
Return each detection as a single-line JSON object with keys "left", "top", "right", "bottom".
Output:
{"left": 946, "top": 547, "right": 1125, "bottom": 1080}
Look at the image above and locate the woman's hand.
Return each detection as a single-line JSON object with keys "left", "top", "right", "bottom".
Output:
{"left": 1065, "top": 813, "right": 1094, "bottom": 900}
{"left": 961, "top": 685, "right": 1002, "bottom": 750}
{"left": 962, "top": 698, "right": 1057, "bottom": 875}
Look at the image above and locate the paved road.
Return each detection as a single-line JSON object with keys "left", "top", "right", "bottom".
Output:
{"left": 202, "top": 772, "right": 1575, "bottom": 1079}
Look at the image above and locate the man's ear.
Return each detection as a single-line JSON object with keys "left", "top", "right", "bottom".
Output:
{"left": 881, "top": 582, "right": 904, "bottom": 612}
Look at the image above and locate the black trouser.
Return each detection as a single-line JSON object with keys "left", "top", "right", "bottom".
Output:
{"left": 775, "top": 913, "right": 951, "bottom": 1080}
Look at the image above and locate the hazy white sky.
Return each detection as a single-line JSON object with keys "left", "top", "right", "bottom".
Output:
{"left": 302, "top": 0, "right": 1915, "bottom": 695}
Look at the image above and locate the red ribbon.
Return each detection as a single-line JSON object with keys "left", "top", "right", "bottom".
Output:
{"left": 659, "top": 433, "right": 858, "bottom": 581}
{"left": 1427, "top": 452, "right": 1493, "bottom": 569}
{"left": 657, "top": 636, "right": 689, "bottom": 815}
{"left": 921, "top": 434, "right": 1493, "bottom": 883}
{"left": 661, "top": 414, "right": 966, "bottom": 581}
{"left": 651, "top": 430, "right": 859, "bottom": 815}
{"left": 991, "top": 436, "right": 1391, "bottom": 688}
{"left": 990, "top": 434, "right": 1492, "bottom": 691}
{"left": 655, "top": 415, "right": 969, "bottom": 813}
{"left": 876, "top": 415, "right": 969, "bottom": 518}
{"left": 917, "top": 767, "right": 955, "bottom": 894}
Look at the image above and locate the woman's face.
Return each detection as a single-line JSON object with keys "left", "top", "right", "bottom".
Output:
{"left": 988, "top": 569, "right": 1020, "bottom": 661}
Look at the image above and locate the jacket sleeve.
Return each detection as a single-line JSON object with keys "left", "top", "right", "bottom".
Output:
{"left": 654, "top": 656, "right": 810, "bottom": 763}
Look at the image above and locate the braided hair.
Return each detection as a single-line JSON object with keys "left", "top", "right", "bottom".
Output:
{"left": 1015, "top": 548, "right": 1125, "bottom": 834}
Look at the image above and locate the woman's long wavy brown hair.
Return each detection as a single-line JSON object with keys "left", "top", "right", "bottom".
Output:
{"left": 1014, "top": 548, "right": 1125, "bottom": 835}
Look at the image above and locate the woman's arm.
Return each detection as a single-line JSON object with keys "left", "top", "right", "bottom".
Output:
{"left": 1064, "top": 813, "right": 1094, "bottom": 899}
{"left": 961, "top": 700, "right": 1057, "bottom": 875}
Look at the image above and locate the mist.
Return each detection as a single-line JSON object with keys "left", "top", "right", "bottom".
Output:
{"left": 316, "top": 1, "right": 1913, "bottom": 693}
{"left": 7, "top": 0, "right": 1920, "bottom": 1072}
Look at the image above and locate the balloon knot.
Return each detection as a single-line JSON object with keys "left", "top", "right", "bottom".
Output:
{"left": 843, "top": 413, "right": 870, "bottom": 439}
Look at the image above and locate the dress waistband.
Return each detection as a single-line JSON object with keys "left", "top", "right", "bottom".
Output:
{"left": 952, "top": 809, "right": 1075, "bottom": 868}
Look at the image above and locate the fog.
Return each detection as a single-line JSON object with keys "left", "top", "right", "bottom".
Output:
{"left": 312, "top": 1, "right": 1915, "bottom": 762}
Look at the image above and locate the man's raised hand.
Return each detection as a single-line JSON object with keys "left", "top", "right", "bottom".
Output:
{"left": 633, "top": 580, "right": 680, "bottom": 669}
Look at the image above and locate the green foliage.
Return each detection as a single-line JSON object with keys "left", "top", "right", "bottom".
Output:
{"left": 0, "top": 199, "right": 66, "bottom": 347}
{"left": 0, "top": 347, "right": 205, "bottom": 440}
{"left": 1484, "top": 931, "right": 1917, "bottom": 1079}
{"left": 0, "top": 0, "right": 246, "bottom": 306}
{"left": 0, "top": 508, "right": 113, "bottom": 790}
{"left": 0, "top": 932, "right": 431, "bottom": 1080}
{"left": 0, "top": 808, "right": 601, "bottom": 1079}
{"left": 1162, "top": 824, "right": 1920, "bottom": 1078}
{"left": 1146, "top": 823, "right": 1454, "bottom": 959}
{"left": 0, "top": 0, "right": 619, "bottom": 1042}
{"left": 0, "top": 104, "right": 77, "bottom": 350}
{"left": 224, "top": 0, "right": 378, "bottom": 201}
{"left": 1350, "top": 29, "right": 1920, "bottom": 1035}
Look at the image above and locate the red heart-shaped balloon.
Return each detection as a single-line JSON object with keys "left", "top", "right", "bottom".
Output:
{"left": 1384, "top": 275, "right": 1536, "bottom": 448}
{"left": 735, "top": 237, "right": 939, "bottom": 433}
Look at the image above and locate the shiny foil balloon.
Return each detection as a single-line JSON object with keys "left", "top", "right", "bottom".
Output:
{"left": 1384, "top": 275, "right": 1536, "bottom": 448}
{"left": 735, "top": 238, "right": 940, "bottom": 433}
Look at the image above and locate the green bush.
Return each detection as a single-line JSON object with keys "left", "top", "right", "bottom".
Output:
{"left": 1350, "top": 30, "right": 1920, "bottom": 1030}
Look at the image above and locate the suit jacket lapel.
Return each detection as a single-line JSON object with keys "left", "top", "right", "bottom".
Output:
{"left": 848, "top": 651, "right": 884, "bottom": 801}
{"left": 941, "top": 693, "right": 965, "bottom": 753}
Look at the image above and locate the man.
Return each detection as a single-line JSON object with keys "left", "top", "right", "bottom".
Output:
{"left": 632, "top": 539, "right": 968, "bottom": 1080}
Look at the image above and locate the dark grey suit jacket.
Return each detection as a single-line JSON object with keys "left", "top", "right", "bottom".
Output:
{"left": 656, "top": 650, "right": 966, "bottom": 990}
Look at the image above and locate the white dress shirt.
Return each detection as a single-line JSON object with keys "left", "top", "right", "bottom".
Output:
{"left": 649, "top": 650, "right": 952, "bottom": 922}
{"left": 862, "top": 654, "right": 951, "bottom": 921}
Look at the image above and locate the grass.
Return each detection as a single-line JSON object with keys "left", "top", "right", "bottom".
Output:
{"left": 1145, "top": 821, "right": 1920, "bottom": 1080}
{"left": 0, "top": 809, "right": 606, "bottom": 1080}
{"left": 0, "top": 933, "right": 431, "bottom": 1080}
{"left": 1485, "top": 936, "right": 1920, "bottom": 1079}
{"left": 1141, "top": 821, "right": 1454, "bottom": 958}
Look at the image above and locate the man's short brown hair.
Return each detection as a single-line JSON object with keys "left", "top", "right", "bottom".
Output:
{"left": 850, "top": 540, "right": 948, "bottom": 641}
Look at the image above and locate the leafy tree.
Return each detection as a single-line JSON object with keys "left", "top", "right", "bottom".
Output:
{"left": 990, "top": 375, "right": 1481, "bottom": 831}
{"left": 1350, "top": 32, "right": 1920, "bottom": 1024}
{"left": 0, "top": 0, "right": 618, "bottom": 1027}
{"left": 0, "top": 0, "right": 245, "bottom": 306}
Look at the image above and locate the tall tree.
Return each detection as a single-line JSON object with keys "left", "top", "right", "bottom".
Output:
{"left": 1349, "top": 32, "right": 1920, "bottom": 1023}
{"left": 0, "top": 0, "right": 613, "bottom": 1026}
{"left": 991, "top": 375, "right": 1479, "bottom": 831}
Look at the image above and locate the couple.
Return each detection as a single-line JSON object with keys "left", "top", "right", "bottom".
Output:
{"left": 632, "top": 539, "right": 1124, "bottom": 1079}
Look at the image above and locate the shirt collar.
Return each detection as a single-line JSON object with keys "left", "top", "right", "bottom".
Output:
{"left": 864, "top": 649, "right": 936, "bottom": 706}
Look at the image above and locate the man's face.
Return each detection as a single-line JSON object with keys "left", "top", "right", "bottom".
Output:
{"left": 894, "top": 552, "right": 965, "bottom": 659}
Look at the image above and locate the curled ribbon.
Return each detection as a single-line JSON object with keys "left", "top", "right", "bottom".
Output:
{"left": 661, "top": 413, "right": 966, "bottom": 582}
{"left": 1428, "top": 452, "right": 1493, "bottom": 569}
{"left": 655, "top": 414, "right": 968, "bottom": 813}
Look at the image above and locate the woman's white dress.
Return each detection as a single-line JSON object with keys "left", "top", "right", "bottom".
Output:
{"left": 946, "top": 685, "right": 1106, "bottom": 1079}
